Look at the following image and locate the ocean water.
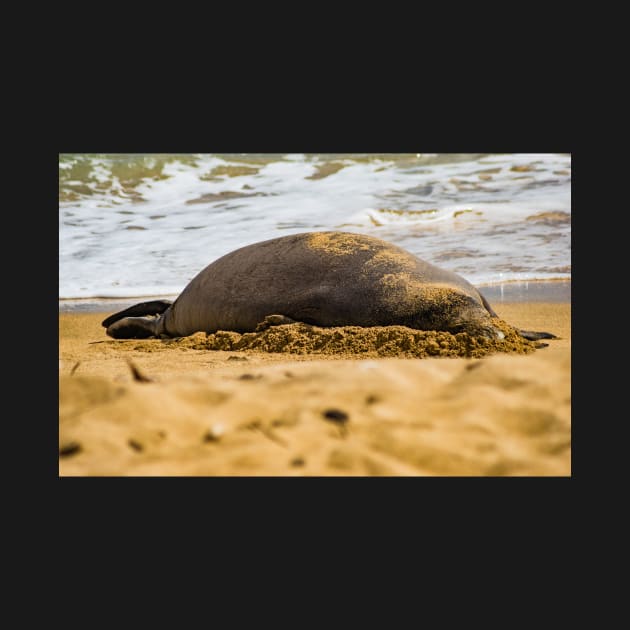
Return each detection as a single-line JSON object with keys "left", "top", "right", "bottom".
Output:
{"left": 59, "top": 153, "right": 571, "bottom": 301}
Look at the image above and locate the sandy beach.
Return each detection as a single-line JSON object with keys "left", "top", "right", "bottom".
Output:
{"left": 59, "top": 154, "right": 571, "bottom": 477}
{"left": 58, "top": 290, "right": 571, "bottom": 477}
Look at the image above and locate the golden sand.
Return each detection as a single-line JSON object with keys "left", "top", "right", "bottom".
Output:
{"left": 362, "top": 247, "right": 418, "bottom": 272}
{"left": 306, "top": 232, "right": 376, "bottom": 256}
{"left": 59, "top": 301, "right": 570, "bottom": 476}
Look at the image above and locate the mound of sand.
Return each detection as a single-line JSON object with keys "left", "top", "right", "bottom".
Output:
{"left": 114, "top": 320, "right": 538, "bottom": 359}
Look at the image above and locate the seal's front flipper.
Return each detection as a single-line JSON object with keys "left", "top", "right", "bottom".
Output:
{"left": 254, "top": 314, "right": 297, "bottom": 332}
{"left": 518, "top": 329, "right": 557, "bottom": 341}
{"left": 102, "top": 300, "right": 172, "bottom": 328}
{"left": 106, "top": 316, "right": 159, "bottom": 339}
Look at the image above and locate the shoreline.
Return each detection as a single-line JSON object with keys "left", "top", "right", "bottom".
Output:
{"left": 59, "top": 279, "right": 571, "bottom": 313}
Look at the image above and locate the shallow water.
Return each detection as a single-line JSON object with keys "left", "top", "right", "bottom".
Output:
{"left": 59, "top": 153, "right": 571, "bottom": 300}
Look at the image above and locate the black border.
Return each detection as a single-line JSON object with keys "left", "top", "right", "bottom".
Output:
{"left": 52, "top": 94, "right": 573, "bottom": 554}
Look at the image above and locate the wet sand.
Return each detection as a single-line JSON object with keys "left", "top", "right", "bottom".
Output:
{"left": 59, "top": 296, "right": 571, "bottom": 477}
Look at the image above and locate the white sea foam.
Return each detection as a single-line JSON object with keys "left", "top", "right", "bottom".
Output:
{"left": 59, "top": 153, "right": 571, "bottom": 299}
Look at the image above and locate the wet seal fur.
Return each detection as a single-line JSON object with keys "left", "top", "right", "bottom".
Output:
{"left": 102, "top": 231, "right": 556, "bottom": 342}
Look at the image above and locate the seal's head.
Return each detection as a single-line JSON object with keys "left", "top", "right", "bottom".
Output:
{"left": 401, "top": 288, "right": 505, "bottom": 339}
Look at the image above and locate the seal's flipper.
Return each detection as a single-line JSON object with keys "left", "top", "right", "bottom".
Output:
{"left": 518, "top": 329, "right": 557, "bottom": 341}
{"left": 254, "top": 314, "right": 297, "bottom": 332}
{"left": 101, "top": 300, "right": 172, "bottom": 328}
{"left": 106, "top": 316, "right": 159, "bottom": 339}
{"left": 478, "top": 292, "right": 499, "bottom": 318}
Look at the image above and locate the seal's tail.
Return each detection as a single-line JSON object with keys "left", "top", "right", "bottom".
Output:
{"left": 101, "top": 300, "right": 173, "bottom": 328}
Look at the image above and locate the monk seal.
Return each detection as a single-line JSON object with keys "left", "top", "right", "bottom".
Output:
{"left": 102, "top": 231, "right": 556, "bottom": 341}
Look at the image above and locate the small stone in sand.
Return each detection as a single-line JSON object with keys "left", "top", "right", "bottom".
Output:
{"left": 203, "top": 424, "right": 225, "bottom": 442}
{"left": 128, "top": 439, "right": 144, "bottom": 452}
{"left": 323, "top": 409, "right": 350, "bottom": 437}
{"left": 127, "top": 360, "right": 153, "bottom": 383}
{"left": 239, "top": 373, "right": 261, "bottom": 381}
{"left": 59, "top": 441, "right": 82, "bottom": 457}
{"left": 323, "top": 409, "right": 349, "bottom": 423}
